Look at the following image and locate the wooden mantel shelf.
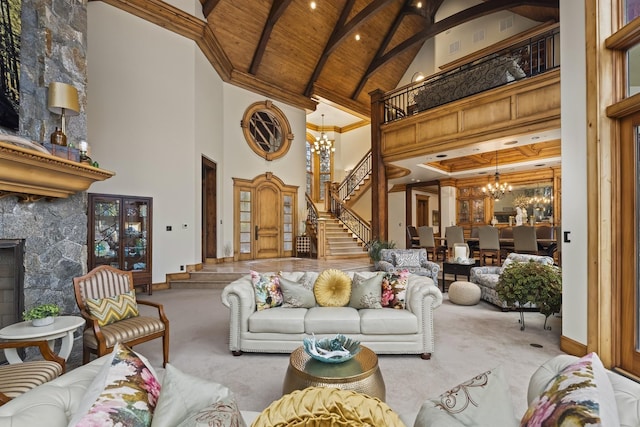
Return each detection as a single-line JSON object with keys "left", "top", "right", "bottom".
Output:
{"left": 0, "top": 141, "right": 115, "bottom": 201}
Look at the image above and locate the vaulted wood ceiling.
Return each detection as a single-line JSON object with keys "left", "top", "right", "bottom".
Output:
{"left": 95, "top": 0, "right": 559, "bottom": 119}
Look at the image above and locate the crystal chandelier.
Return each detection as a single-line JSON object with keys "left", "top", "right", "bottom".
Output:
{"left": 310, "top": 114, "right": 334, "bottom": 156}
{"left": 482, "top": 150, "right": 512, "bottom": 200}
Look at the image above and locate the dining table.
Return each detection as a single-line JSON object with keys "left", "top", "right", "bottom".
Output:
{"left": 464, "top": 237, "right": 558, "bottom": 257}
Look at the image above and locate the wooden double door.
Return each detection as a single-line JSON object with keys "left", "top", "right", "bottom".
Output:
{"left": 234, "top": 173, "right": 297, "bottom": 260}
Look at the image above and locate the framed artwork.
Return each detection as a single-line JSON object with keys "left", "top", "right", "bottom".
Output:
{"left": 0, "top": 0, "right": 21, "bottom": 130}
{"left": 432, "top": 210, "right": 439, "bottom": 226}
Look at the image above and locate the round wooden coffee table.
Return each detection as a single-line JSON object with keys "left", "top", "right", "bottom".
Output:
{"left": 282, "top": 345, "right": 386, "bottom": 401}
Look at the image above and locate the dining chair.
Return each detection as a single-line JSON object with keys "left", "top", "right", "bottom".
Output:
{"left": 417, "top": 226, "right": 438, "bottom": 260}
{"left": 477, "top": 225, "right": 501, "bottom": 265}
{"left": 73, "top": 265, "right": 170, "bottom": 367}
{"left": 406, "top": 225, "right": 420, "bottom": 249}
{"left": 512, "top": 225, "right": 539, "bottom": 254}
{"left": 0, "top": 340, "right": 65, "bottom": 405}
{"left": 444, "top": 226, "right": 465, "bottom": 258}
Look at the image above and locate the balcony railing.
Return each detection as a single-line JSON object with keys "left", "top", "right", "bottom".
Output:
{"left": 382, "top": 26, "right": 560, "bottom": 124}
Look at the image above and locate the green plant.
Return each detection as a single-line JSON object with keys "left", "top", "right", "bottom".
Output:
{"left": 22, "top": 303, "right": 61, "bottom": 321}
{"left": 495, "top": 261, "right": 562, "bottom": 329}
{"left": 367, "top": 238, "right": 396, "bottom": 262}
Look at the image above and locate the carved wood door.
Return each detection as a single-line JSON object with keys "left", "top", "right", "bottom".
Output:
{"left": 256, "top": 182, "right": 280, "bottom": 259}
{"left": 233, "top": 173, "right": 297, "bottom": 261}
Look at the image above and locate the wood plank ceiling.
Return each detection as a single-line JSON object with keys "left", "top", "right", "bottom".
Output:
{"left": 95, "top": 0, "right": 559, "bottom": 120}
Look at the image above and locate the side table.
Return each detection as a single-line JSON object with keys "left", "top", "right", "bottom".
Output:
{"left": 0, "top": 315, "right": 85, "bottom": 364}
{"left": 283, "top": 345, "right": 385, "bottom": 401}
{"left": 441, "top": 259, "right": 480, "bottom": 292}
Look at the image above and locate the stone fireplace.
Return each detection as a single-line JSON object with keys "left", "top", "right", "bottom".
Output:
{"left": 0, "top": 240, "right": 24, "bottom": 329}
{"left": 0, "top": 193, "right": 87, "bottom": 319}
{"left": 0, "top": 0, "right": 92, "bottom": 320}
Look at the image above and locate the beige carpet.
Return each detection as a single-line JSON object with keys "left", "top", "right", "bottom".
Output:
{"left": 70, "top": 287, "right": 564, "bottom": 424}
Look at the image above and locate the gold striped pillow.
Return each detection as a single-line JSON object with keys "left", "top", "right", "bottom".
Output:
{"left": 86, "top": 291, "right": 139, "bottom": 326}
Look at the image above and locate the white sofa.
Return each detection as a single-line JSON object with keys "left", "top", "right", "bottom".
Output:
{"left": 1, "top": 353, "right": 637, "bottom": 427}
{"left": 220, "top": 271, "right": 443, "bottom": 360}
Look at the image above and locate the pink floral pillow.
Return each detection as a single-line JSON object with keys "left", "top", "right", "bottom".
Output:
{"left": 381, "top": 270, "right": 409, "bottom": 309}
{"left": 70, "top": 343, "right": 161, "bottom": 427}
{"left": 250, "top": 271, "right": 283, "bottom": 311}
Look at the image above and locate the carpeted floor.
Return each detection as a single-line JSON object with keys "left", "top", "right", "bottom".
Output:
{"left": 67, "top": 286, "right": 564, "bottom": 423}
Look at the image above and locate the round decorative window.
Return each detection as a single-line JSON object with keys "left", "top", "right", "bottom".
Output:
{"left": 241, "top": 100, "right": 294, "bottom": 161}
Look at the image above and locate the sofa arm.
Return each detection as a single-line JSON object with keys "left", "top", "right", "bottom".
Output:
{"left": 221, "top": 275, "right": 256, "bottom": 353}
{"left": 406, "top": 275, "right": 443, "bottom": 312}
{"left": 375, "top": 260, "right": 395, "bottom": 271}
{"left": 470, "top": 266, "right": 502, "bottom": 282}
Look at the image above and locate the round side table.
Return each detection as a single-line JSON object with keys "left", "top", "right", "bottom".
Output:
{"left": 282, "top": 345, "right": 386, "bottom": 401}
{"left": 0, "top": 315, "right": 85, "bottom": 364}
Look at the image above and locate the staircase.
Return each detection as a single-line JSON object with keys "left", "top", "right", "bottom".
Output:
{"left": 319, "top": 211, "right": 368, "bottom": 259}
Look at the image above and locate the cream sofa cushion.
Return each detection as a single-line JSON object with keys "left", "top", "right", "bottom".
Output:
{"left": 304, "top": 307, "right": 360, "bottom": 334}
{"left": 360, "top": 308, "right": 418, "bottom": 334}
{"left": 248, "top": 308, "right": 306, "bottom": 333}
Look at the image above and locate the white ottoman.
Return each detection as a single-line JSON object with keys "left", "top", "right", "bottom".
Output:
{"left": 448, "top": 281, "right": 481, "bottom": 305}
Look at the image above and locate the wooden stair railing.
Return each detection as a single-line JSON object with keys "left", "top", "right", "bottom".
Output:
{"left": 338, "top": 150, "right": 372, "bottom": 204}
{"left": 328, "top": 189, "right": 371, "bottom": 249}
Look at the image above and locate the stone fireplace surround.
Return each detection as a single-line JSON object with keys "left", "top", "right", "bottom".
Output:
{"left": 0, "top": 0, "right": 89, "bottom": 319}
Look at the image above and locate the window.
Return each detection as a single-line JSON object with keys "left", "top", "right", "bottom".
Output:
{"left": 241, "top": 100, "right": 294, "bottom": 161}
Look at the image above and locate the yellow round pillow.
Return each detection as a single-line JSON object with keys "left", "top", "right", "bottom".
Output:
{"left": 252, "top": 387, "right": 404, "bottom": 427}
{"left": 313, "top": 269, "right": 352, "bottom": 307}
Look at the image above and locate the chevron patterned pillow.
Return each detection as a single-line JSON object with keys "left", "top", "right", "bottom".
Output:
{"left": 86, "top": 291, "right": 140, "bottom": 326}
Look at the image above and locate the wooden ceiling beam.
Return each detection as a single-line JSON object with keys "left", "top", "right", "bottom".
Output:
{"left": 361, "top": 0, "right": 558, "bottom": 82}
{"left": 516, "top": 145, "right": 542, "bottom": 157}
{"left": 304, "top": 0, "right": 394, "bottom": 97}
{"left": 249, "top": 0, "right": 294, "bottom": 75}
{"left": 351, "top": 0, "right": 422, "bottom": 99}
{"left": 202, "top": 0, "right": 221, "bottom": 19}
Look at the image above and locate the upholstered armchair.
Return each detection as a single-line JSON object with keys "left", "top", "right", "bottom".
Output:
{"left": 73, "top": 265, "right": 170, "bottom": 367}
{"left": 0, "top": 340, "right": 65, "bottom": 405}
{"left": 470, "top": 253, "right": 555, "bottom": 309}
{"left": 375, "top": 248, "right": 440, "bottom": 288}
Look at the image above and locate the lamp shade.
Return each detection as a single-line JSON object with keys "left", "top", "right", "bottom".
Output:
{"left": 47, "top": 82, "right": 80, "bottom": 116}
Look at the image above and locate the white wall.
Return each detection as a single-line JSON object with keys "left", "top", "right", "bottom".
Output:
{"left": 560, "top": 0, "right": 588, "bottom": 344}
{"left": 388, "top": 192, "right": 406, "bottom": 248}
{"left": 434, "top": 0, "right": 538, "bottom": 69}
{"left": 87, "top": 2, "right": 307, "bottom": 283}
{"left": 220, "top": 84, "right": 307, "bottom": 254}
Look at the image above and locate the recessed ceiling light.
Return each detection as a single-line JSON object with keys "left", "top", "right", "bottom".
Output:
{"left": 473, "top": 148, "right": 480, "bottom": 151}
{"left": 535, "top": 164, "right": 545, "bottom": 167}
{"left": 478, "top": 171, "right": 487, "bottom": 175}
{"left": 355, "top": 34, "right": 361, "bottom": 41}
{"left": 436, "top": 154, "right": 447, "bottom": 158}
{"left": 504, "top": 141, "right": 518, "bottom": 145}
{"left": 310, "top": 1, "right": 316, "bottom": 10}
{"left": 531, "top": 136, "right": 540, "bottom": 140}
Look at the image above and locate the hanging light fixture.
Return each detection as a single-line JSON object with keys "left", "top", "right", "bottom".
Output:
{"left": 310, "top": 114, "right": 335, "bottom": 156}
{"left": 482, "top": 150, "right": 512, "bottom": 200}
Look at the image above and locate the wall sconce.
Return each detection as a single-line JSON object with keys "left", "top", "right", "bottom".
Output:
{"left": 48, "top": 82, "right": 79, "bottom": 146}
{"left": 411, "top": 72, "right": 425, "bottom": 83}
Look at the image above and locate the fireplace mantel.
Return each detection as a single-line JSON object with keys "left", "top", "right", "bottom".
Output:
{"left": 0, "top": 141, "right": 115, "bottom": 201}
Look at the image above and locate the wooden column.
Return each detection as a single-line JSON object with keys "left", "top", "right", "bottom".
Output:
{"left": 370, "top": 89, "right": 388, "bottom": 241}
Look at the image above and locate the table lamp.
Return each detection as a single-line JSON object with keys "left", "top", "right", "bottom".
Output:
{"left": 47, "top": 82, "right": 79, "bottom": 146}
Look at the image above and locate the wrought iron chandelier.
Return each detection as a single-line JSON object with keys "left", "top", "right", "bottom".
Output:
{"left": 310, "top": 114, "right": 334, "bottom": 156}
{"left": 482, "top": 150, "right": 512, "bottom": 200}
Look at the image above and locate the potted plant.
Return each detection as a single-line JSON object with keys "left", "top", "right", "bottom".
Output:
{"left": 367, "top": 238, "right": 396, "bottom": 264}
{"left": 495, "top": 260, "right": 562, "bottom": 330}
{"left": 22, "top": 303, "right": 61, "bottom": 327}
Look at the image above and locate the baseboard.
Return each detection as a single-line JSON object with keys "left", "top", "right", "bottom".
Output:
{"left": 560, "top": 335, "right": 587, "bottom": 356}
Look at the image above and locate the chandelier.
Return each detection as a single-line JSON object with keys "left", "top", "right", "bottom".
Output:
{"left": 310, "top": 114, "right": 334, "bottom": 156}
{"left": 482, "top": 150, "right": 512, "bottom": 200}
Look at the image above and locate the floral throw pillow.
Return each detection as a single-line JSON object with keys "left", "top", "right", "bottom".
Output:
{"left": 176, "top": 396, "right": 245, "bottom": 427}
{"left": 70, "top": 343, "right": 161, "bottom": 427}
{"left": 250, "top": 271, "right": 283, "bottom": 311}
{"left": 381, "top": 271, "right": 409, "bottom": 309}
{"left": 278, "top": 274, "right": 316, "bottom": 308}
{"left": 348, "top": 273, "right": 384, "bottom": 309}
{"left": 520, "top": 352, "right": 620, "bottom": 427}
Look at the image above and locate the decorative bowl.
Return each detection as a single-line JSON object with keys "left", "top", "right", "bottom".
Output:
{"left": 303, "top": 334, "right": 361, "bottom": 364}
